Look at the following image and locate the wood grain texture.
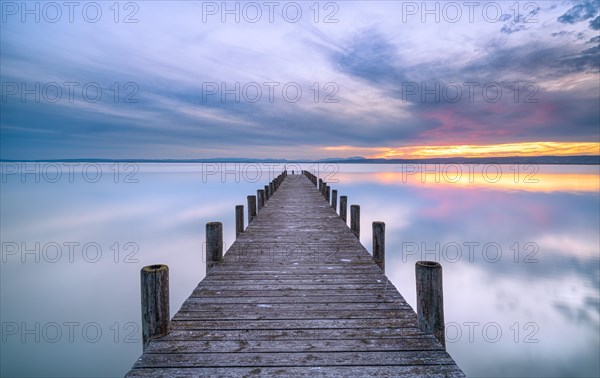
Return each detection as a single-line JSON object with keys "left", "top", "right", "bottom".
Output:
{"left": 127, "top": 174, "right": 463, "bottom": 377}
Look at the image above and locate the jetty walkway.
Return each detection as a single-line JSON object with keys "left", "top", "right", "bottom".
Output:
{"left": 127, "top": 173, "right": 464, "bottom": 377}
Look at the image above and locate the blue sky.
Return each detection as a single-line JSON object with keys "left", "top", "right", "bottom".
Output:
{"left": 1, "top": 0, "right": 599, "bottom": 159}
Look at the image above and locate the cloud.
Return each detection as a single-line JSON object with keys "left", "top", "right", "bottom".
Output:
{"left": 557, "top": 0, "right": 600, "bottom": 24}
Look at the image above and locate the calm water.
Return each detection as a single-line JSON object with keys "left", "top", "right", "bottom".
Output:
{"left": 1, "top": 163, "right": 598, "bottom": 377}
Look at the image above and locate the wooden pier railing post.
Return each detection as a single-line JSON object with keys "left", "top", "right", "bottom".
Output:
{"left": 340, "top": 196, "right": 348, "bottom": 223}
{"left": 332, "top": 189, "right": 337, "bottom": 211}
{"left": 264, "top": 184, "right": 270, "bottom": 201}
{"left": 235, "top": 205, "right": 244, "bottom": 237}
{"left": 206, "top": 222, "right": 223, "bottom": 272}
{"left": 350, "top": 205, "right": 360, "bottom": 239}
{"left": 258, "top": 189, "right": 265, "bottom": 210}
{"left": 416, "top": 261, "right": 445, "bottom": 348}
{"left": 372, "top": 222, "right": 385, "bottom": 272}
{"left": 318, "top": 179, "right": 322, "bottom": 192}
{"left": 141, "top": 264, "right": 169, "bottom": 351}
{"left": 326, "top": 185, "right": 331, "bottom": 203}
{"left": 247, "top": 195, "right": 257, "bottom": 223}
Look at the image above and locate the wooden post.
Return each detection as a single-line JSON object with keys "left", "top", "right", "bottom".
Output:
{"left": 350, "top": 205, "right": 360, "bottom": 239}
{"left": 372, "top": 222, "right": 385, "bottom": 272}
{"left": 247, "top": 195, "right": 256, "bottom": 223}
{"left": 235, "top": 205, "right": 244, "bottom": 237}
{"left": 258, "top": 189, "right": 265, "bottom": 210}
{"left": 318, "top": 179, "right": 322, "bottom": 192}
{"left": 332, "top": 189, "right": 337, "bottom": 211}
{"left": 326, "top": 185, "right": 330, "bottom": 202}
{"left": 416, "top": 261, "right": 445, "bottom": 348}
{"left": 141, "top": 264, "right": 169, "bottom": 351}
{"left": 340, "top": 196, "right": 347, "bottom": 223}
{"left": 264, "top": 184, "right": 270, "bottom": 200}
{"left": 270, "top": 182, "right": 274, "bottom": 194}
{"left": 206, "top": 222, "right": 223, "bottom": 273}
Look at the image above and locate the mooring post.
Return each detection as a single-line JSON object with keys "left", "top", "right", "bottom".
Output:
{"left": 247, "top": 195, "right": 257, "bottom": 223}
{"left": 258, "top": 189, "right": 265, "bottom": 210}
{"left": 141, "top": 264, "right": 169, "bottom": 351}
{"left": 332, "top": 189, "right": 338, "bottom": 211}
{"left": 270, "top": 182, "right": 274, "bottom": 195}
{"left": 350, "top": 205, "right": 360, "bottom": 239}
{"left": 318, "top": 178, "right": 322, "bottom": 192}
{"left": 264, "top": 184, "right": 270, "bottom": 200}
{"left": 340, "top": 196, "right": 348, "bottom": 223}
{"left": 206, "top": 222, "right": 223, "bottom": 273}
{"left": 416, "top": 261, "right": 445, "bottom": 348}
{"left": 372, "top": 222, "right": 385, "bottom": 272}
{"left": 235, "top": 205, "right": 244, "bottom": 237}
{"left": 326, "top": 185, "right": 331, "bottom": 202}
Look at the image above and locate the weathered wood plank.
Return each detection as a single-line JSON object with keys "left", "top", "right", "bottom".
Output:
{"left": 158, "top": 327, "right": 428, "bottom": 341}
{"left": 132, "top": 350, "right": 457, "bottom": 368}
{"left": 127, "top": 365, "right": 464, "bottom": 377}
{"left": 169, "top": 318, "right": 419, "bottom": 330}
{"left": 175, "top": 295, "right": 404, "bottom": 306}
{"left": 144, "top": 337, "right": 443, "bottom": 354}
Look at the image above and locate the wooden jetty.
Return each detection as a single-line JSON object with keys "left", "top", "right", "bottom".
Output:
{"left": 127, "top": 172, "right": 464, "bottom": 377}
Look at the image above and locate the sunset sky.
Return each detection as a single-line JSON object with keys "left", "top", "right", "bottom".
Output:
{"left": 1, "top": 1, "right": 599, "bottom": 159}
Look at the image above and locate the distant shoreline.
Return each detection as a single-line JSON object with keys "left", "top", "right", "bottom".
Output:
{"left": 1, "top": 156, "right": 599, "bottom": 165}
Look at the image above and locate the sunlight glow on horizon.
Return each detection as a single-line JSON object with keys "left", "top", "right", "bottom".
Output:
{"left": 336, "top": 171, "right": 600, "bottom": 193}
{"left": 323, "top": 142, "right": 600, "bottom": 159}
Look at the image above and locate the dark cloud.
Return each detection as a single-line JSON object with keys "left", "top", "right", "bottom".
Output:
{"left": 551, "top": 31, "right": 575, "bottom": 37}
{"left": 559, "top": 43, "right": 600, "bottom": 72}
{"left": 500, "top": 5, "right": 539, "bottom": 34}
{"left": 557, "top": 0, "right": 600, "bottom": 24}
{"left": 333, "top": 28, "right": 407, "bottom": 84}
{"left": 588, "top": 35, "right": 600, "bottom": 43}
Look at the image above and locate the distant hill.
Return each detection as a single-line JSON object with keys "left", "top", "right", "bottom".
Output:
{"left": 314, "top": 155, "right": 600, "bottom": 165}
{"left": 1, "top": 155, "right": 599, "bottom": 164}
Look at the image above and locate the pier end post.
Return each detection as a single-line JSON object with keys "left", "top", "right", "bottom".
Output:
{"left": 258, "top": 189, "right": 265, "bottom": 210}
{"left": 206, "top": 222, "right": 223, "bottom": 273}
{"left": 235, "top": 205, "right": 244, "bottom": 237}
{"left": 372, "top": 221, "right": 385, "bottom": 272}
{"left": 350, "top": 205, "right": 360, "bottom": 239}
{"left": 340, "top": 196, "right": 348, "bottom": 223}
{"left": 141, "top": 264, "right": 169, "bottom": 351}
{"left": 415, "top": 261, "right": 445, "bottom": 348}
{"left": 247, "top": 195, "right": 257, "bottom": 223}
{"left": 332, "top": 189, "right": 338, "bottom": 211}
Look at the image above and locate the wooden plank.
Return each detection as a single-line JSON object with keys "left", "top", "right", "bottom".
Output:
{"left": 132, "top": 350, "right": 457, "bottom": 368}
{"left": 144, "top": 337, "right": 443, "bottom": 353}
{"left": 169, "top": 318, "right": 419, "bottom": 330}
{"left": 177, "top": 295, "right": 403, "bottom": 304}
{"left": 159, "top": 327, "right": 428, "bottom": 341}
{"left": 127, "top": 365, "right": 465, "bottom": 377}
{"left": 178, "top": 301, "right": 410, "bottom": 312}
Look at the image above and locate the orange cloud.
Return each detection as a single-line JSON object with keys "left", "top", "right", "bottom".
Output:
{"left": 323, "top": 142, "right": 599, "bottom": 159}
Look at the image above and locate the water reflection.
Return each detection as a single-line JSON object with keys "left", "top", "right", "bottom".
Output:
{"left": 0, "top": 164, "right": 598, "bottom": 377}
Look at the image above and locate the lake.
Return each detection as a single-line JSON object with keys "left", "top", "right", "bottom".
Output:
{"left": 1, "top": 163, "right": 598, "bottom": 377}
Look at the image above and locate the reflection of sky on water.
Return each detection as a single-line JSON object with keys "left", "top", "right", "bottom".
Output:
{"left": 1, "top": 164, "right": 598, "bottom": 377}
{"left": 336, "top": 165, "right": 599, "bottom": 377}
